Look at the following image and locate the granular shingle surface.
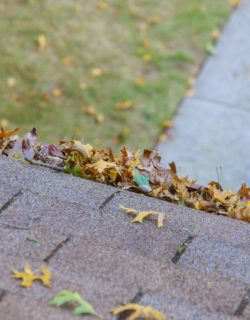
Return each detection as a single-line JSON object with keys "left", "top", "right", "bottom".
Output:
{"left": 0, "top": 156, "right": 249, "bottom": 320}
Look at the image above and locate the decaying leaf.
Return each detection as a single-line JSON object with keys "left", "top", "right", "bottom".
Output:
{"left": 50, "top": 290, "right": 101, "bottom": 317}
{"left": 111, "top": 303, "right": 165, "bottom": 320}
{"left": 12, "top": 263, "right": 51, "bottom": 288}
{"left": 120, "top": 204, "right": 166, "bottom": 228}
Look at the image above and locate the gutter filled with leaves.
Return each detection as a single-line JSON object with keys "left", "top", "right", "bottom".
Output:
{"left": 1, "top": 127, "right": 249, "bottom": 223}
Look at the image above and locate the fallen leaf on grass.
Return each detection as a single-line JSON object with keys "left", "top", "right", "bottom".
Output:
{"left": 210, "top": 29, "right": 220, "bottom": 41}
{"left": 50, "top": 290, "right": 101, "bottom": 317}
{"left": 79, "top": 82, "right": 88, "bottom": 90}
{"left": 120, "top": 205, "right": 166, "bottom": 228}
{"left": 61, "top": 57, "right": 74, "bottom": 65}
{"left": 0, "top": 119, "right": 10, "bottom": 129}
{"left": 12, "top": 263, "right": 51, "bottom": 288}
{"left": 143, "top": 53, "right": 152, "bottom": 62}
{"left": 95, "top": 113, "right": 105, "bottom": 123}
{"left": 97, "top": 2, "right": 109, "bottom": 10}
{"left": 52, "top": 88, "right": 62, "bottom": 97}
{"left": 115, "top": 100, "right": 133, "bottom": 110}
{"left": 90, "top": 68, "right": 103, "bottom": 77}
{"left": 7, "top": 77, "right": 16, "bottom": 87}
{"left": 83, "top": 106, "right": 97, "bottom": 116}
{"left": 37, "top": 34, "right": 47, "bottom": 50}
{"left": 111, "top": 303, "right": 165, "bottom": 320}
{"left": 134, "top": 77, "right": 145, "bottom": 85}
{"left": 146, "top": 16, "right": 161, "bottom": 25}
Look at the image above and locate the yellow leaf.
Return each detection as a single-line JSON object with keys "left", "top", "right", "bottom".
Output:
{"left": 96, "top": 113, "right": 105, "bottom": 123}
{"left": 0, "top": 119, "right": 10, "bottom": 129}
{"left": 37, "top": 34, "right": 47, "bottom": 50}
{"left": 60, "top": 140, "right": 93, "bottom": 159}
{"left": 83, "top": 106, "right": 97, "bottom": 116}
{"left": 143, "top": 53, "right": 152, "bottom": 62}
{"left": 61, "top": 57, "right": 74, "bottom": 65}
{"left": 52, "top": 88, "right": 62, "bottom": 97}
{"left": 87, "top": 159, "right": 116, "bottom": 174}
{"left": 163, "top": 120, "right": 173, "bottom": 129}
{"left": 208, "top": 183, "right": 234, "bottom": 204}
{"left": 146, "top": 16, "right": 161, "bottom": 25}
{"left": 119, "top": 204, "right": 137, "bottom": 214}
{"left": 7, "top": 77, "right": 16, "bottom": 87}
{"left": 120, "top": 205, "right": 166, "bottom": 228}
{"left": 134, "top": 77, "right": 145, "bottom": 85}
{"left": 79, "top": 82, "right": 88, "bottom": 90}
{"left": 12, "top": 263, "right": 51, "bottom": 288}
{"left": 142, "top": 38, "right": 150, "bottom": 48}
{"left": 97, "top": 2, "right": 109, "bottom": 10}
{"left": 210, "top": 29, "right": 220, "bottom": 41}
{"left": 229, "top": 0, "right": 240, "bottom": 8}
{"left": 115, "top": 100, "right": 133, "bottom": 110}
{"left": 90, "top": 68, "right": 103, "bottom": 77}
{"left": 111, "top": 303, "right": 165, "bottom": 320}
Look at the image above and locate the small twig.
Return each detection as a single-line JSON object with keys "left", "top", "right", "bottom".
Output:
{"left": 0, "top": 215, "right": 40, "bottom": 230}
{"left": 25, "top": 158, "right": 64, "bottom": 172}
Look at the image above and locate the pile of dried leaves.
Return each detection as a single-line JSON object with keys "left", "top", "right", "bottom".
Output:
{"left": 1, "top": 127, "right": 249, "bottom": 222}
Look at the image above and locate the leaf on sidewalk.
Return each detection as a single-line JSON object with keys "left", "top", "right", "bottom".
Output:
{"left": 120, "top": 204, "right": 166, "bottom": 228}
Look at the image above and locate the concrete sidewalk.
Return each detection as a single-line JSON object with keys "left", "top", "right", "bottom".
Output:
{"left": 0, "top": 156, "right": 249, "bottom": 320}
{"left": 158, "top": 0, "right": 250, "bottom": 190}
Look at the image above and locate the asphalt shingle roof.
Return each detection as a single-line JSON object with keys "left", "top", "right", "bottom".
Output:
{"left": 0, "top": 156, "right": 249, "bottom": 320}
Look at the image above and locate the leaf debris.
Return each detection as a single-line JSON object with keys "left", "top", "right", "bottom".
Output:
{"left": 120, "top": 204, "right": 166, "bottom": 228}
{"left": 111, "top": 303, "right": 165, "bottom": 320}
{"left": 50, "top": 290, "right": 101, "bottom": 317}
{"left": 12, "top": 264, "right": 51, "bottom": 288}
{"left": 2, "top": 127, "right": 250, "bottom": 223}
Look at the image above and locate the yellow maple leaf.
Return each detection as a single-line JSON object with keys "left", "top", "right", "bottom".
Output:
{"left": 12, "top": 263, "right": 51, "bottom": 288}
{"left": 111, "top": 303, "right": 165, "bottom": 320}
{"left": 229, "top": 0, "right": 240, "bottom": 8}
{"left": 37, "top": 34, "right": 47, "bottom": 50}
{"left": 120, "top": 205, "right": 166, "bottom": 228}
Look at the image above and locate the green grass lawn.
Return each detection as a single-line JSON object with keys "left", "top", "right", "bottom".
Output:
{"left": 0, "top": 0, "right": 230, "bottom": 149}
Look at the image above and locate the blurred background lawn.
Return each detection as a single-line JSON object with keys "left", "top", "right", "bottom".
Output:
{"left": 0, "top": 0, "right": 230, "bottom": 149}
